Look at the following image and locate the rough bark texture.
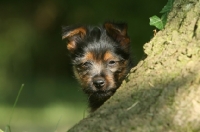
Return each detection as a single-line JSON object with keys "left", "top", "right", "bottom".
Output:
{"left": 68, "top": 0, "right": 200, "bottom": 131}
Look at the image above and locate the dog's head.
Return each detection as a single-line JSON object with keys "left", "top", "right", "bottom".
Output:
{"left": 62, "top": 22, "right": 132, "bottom": 100}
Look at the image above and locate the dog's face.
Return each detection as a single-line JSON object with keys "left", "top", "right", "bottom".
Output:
{"left": 62, "top": 22, "right": 132, "bottom": 100}
{"left": 71, "top": 41, "right": 130, "bottom": 99}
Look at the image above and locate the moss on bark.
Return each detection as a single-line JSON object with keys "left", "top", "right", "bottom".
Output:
{"left": 68, "top": 0, "right": 200, "bottom": 131}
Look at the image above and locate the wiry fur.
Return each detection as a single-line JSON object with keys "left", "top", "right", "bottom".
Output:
{"left": 62, "top": 22, "right": 134, "bottom": 112}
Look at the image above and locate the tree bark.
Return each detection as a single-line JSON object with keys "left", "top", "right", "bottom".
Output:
{"left": 68, "top": 0, "right": 200, "bottom": 131}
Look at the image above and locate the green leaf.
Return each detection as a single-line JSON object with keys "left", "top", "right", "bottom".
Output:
{"left": 149, "top": 15, "right": 164, "bottom": 30}
{"left": 149, "top": 0, "right": 174, "bottom": 29}
{"left": 161, "top": 13, "right": 168, "bottom": 27}
{"left": 160, "top": 0, "right": 174, "bottom": 13}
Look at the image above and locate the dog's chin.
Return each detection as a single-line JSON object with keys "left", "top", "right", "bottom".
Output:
{"left": 83, "top": 84, "right": 118, "bottom": 99}
{"left": 94, "top": 90, "right": 115, "bottom": 98}
{"left": 85, "top": 88, "right": 117, "bottom": 100}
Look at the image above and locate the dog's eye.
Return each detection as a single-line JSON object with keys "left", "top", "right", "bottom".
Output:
{"left": 108, "top": 60, "right": 116, "bottom": 66}
{"left": 82, "top": 61, "right": 91, "bottom": 68}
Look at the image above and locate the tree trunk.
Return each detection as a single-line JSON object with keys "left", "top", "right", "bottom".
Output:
{"left": 68, "top": 0, "right": 200, "bottom": 131}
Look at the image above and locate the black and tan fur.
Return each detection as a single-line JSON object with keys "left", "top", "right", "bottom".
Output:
{"left": 62, "top": 22, "right": 133, "bottom": 112}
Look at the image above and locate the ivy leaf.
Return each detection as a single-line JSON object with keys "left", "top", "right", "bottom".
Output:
{"left": 160, "top": 0, "right": 174, "bottom": 13}
{"left": 149, "top": 15, "right": 164, "bottom": 30}
{"left": 161, "top": 13, "right": 168, "bottom": 27}
{"left": 149, "top": 0, "right": 174, "bottom": 30}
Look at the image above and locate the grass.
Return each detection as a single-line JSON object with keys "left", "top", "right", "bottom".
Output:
{"left": 0, "top": 102, "right": 87, "bottom": 132}
{"left": 0, "top": 84, "right": 88, "bottom": 132}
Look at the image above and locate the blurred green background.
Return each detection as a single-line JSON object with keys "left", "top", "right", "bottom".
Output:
{"left": 0, "top": 0, "right": 166, "bottom": 131}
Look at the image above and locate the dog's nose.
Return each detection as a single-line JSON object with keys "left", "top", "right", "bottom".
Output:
{"left": 93, "top": 77, "right": 105, "bottom": 89}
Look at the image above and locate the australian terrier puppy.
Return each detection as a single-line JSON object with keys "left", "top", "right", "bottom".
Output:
{"left": 62, "top": 22, "right": 133, "bottom": 112}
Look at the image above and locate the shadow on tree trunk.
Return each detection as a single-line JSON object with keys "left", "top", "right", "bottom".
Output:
{"left": 68, "top": 0, "right": 200, "bottom": 131}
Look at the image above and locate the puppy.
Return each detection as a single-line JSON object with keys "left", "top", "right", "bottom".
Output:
{"left": 62, "top": 22, "right": 133, "bottom": 112}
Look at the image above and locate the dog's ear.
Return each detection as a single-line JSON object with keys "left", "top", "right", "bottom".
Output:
{"left": 104, "top": 22, "right": 130, "bottom": 50}
{"left": 62, "top": 26, "right": 87, "bottom": 53}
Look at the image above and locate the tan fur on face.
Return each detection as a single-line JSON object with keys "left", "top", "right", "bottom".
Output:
{"left": 85, "top": 52, "right": 94, "bottom": 61}
{"left": 103, "top": 51, "right": 114, "bottom": 61}
{"left": 105, "top": 74, "right": 116, "bottom": 89}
